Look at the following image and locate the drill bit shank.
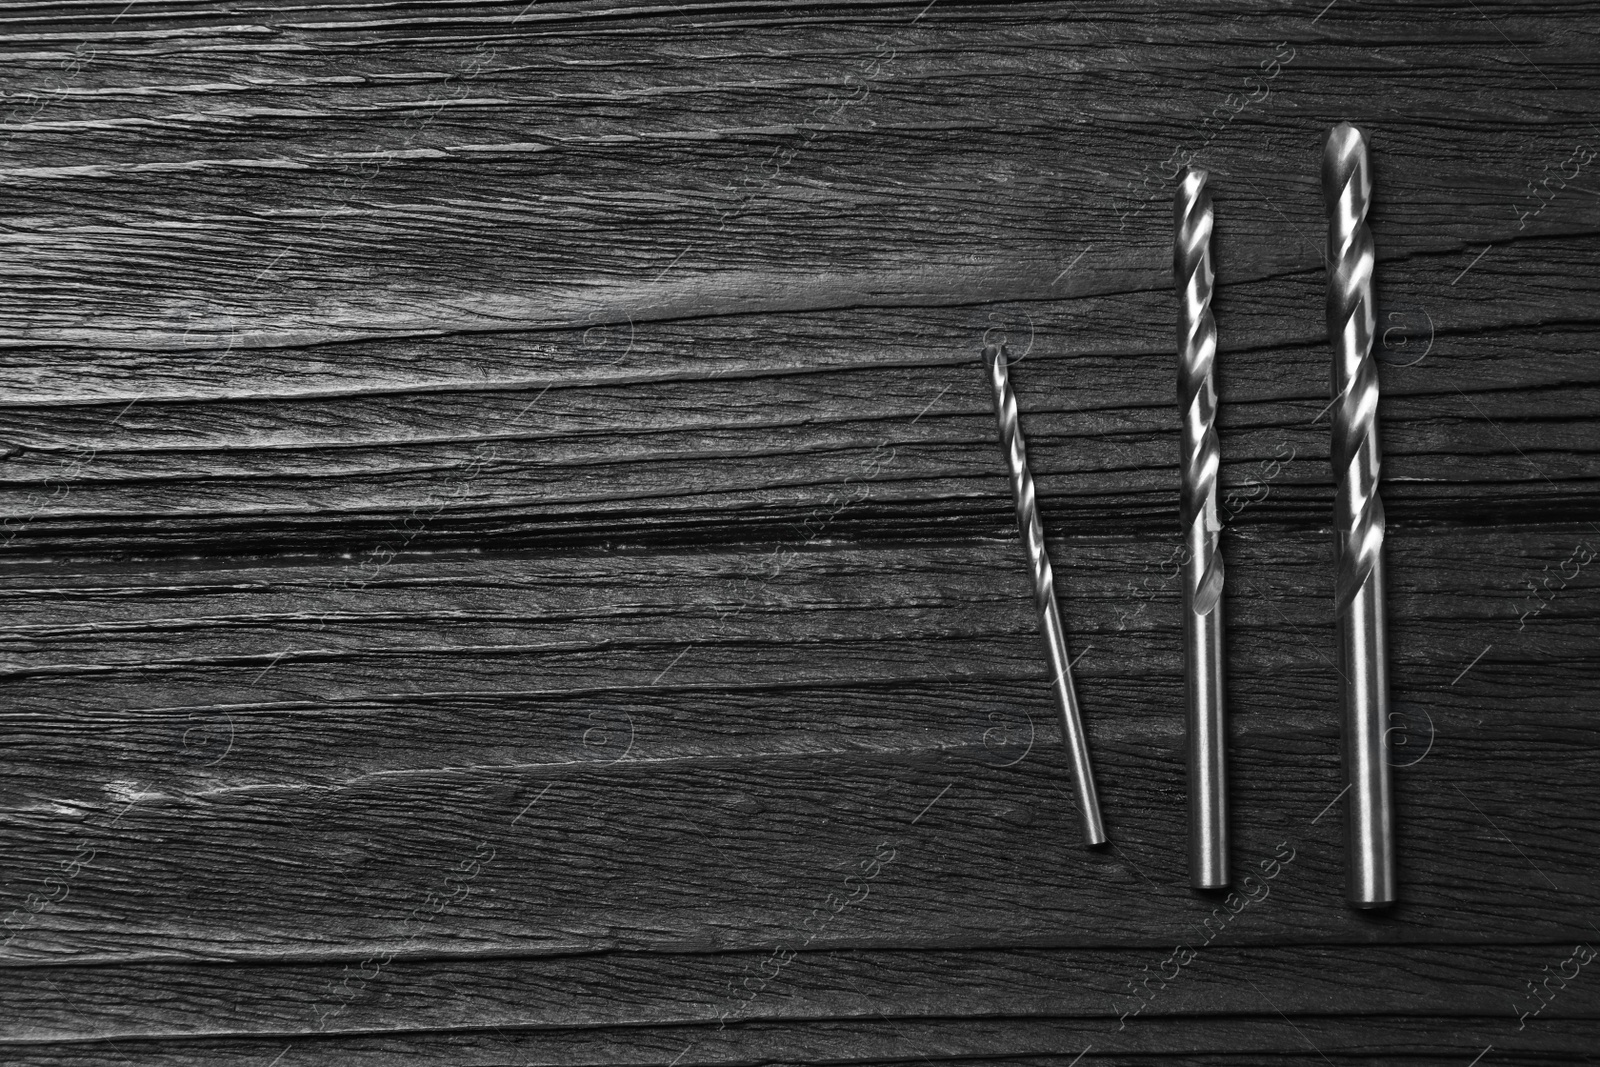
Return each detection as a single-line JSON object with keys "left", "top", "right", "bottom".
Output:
{"left": 985, "top": 345, "right": 1107, "bottom": 847}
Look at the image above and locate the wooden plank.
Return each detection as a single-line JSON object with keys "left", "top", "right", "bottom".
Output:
{"left": 4, "top": 302, "right": 1599, "bottom": 555}
{"left": 2, "top": 3, "right": 1597, "bottom": 350}
{"left": 7, "top": 942, "right": 1599, "bottom": 1041}
{"left": 1, "top": 1015, "right": 1595, "bottom": 1065}
{"left": 2, "top": 526, "right": 1595, "bottom": 963}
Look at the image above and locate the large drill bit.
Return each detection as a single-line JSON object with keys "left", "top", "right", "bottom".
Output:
{"left": 984, "top": 344, "right": 1107, "bottom": 846}
{"left": 1324, "top": 122, "right": 1395, "bottom": 909}
{"left": 1175, "top": 167, "right": 1229, "bottom": 889}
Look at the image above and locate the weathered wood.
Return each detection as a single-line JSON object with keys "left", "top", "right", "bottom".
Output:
{"left": 3, "top": 0, "right": 1598, "bottom": 1061}
{"left": 4, "top": 256, "right": 1600, "bottom": 555}
{"left": 1, "top": 1015, "right": 1597, "bottom": 1066}
{"left": 1, "top": 527, "right": 1595, "bottom": 967}
{"left": 2, "top": 2, "right": 1597, "bottom": 349}
{"left": 9, "top": 944, "right": 1599, "bottom": 1040}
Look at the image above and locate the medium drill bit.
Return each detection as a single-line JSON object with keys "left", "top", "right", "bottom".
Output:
{"left": 1175, "top": 167, "right": 1229, "bottom": 889}
{"left": 1324, "top": 122, "right": 1395, "bottom": 909}
{"left": 984, "top": 344, "right": 1107, "bottom": 847}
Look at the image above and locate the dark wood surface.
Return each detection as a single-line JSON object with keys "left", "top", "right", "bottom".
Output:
{"left": 3, "top": 0, "right": 1599, "bottom": 1062}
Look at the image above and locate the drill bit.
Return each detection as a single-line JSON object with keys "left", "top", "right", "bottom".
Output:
{"left": 1324, "top": 122, "right": 1395, "bottom": 909}
{"left": 1175, "top": 167, "right": 1229, "bottom": 889}
{"left": 984, "top": 344, "right": 1107, "bottom": 847}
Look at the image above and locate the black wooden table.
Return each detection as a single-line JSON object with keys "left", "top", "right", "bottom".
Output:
{"left": 3, "top": 1, "right": 1598, "bottom": 1062}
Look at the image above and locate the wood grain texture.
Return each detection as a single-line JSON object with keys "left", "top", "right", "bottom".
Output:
{"left": 3, "top": 0, "right": 1600, "bottom": 1062}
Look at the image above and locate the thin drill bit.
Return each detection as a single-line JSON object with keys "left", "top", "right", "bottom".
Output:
{"left": 984, "top": 344, "right": 1107, "bottom": 847}
{"left": 1175, "top": 167, "right": 1229, "bottom": 889}
{"left": 1324, "top": 122, "right": 1396, "bottom": 909}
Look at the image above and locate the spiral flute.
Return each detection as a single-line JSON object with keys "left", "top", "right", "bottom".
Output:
{"left": 985, "top": 345, "right": 1107, "bottom": 846}
{"left": 1324, "top": 122, "right": 1395, "bottom": 909}
{"left": 1175, "top": 168, "right": 1229, "bottom": 889}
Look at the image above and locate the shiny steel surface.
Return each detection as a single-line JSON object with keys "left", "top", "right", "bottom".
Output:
{"left": 1324, "top": 122, "right": 1396, "bottom": 909}
{"left": 985, "top": 344, "right": 1107, "bottom": 847}
{"left": 1175, "top": 167, "right": 1229, "bottom": 889}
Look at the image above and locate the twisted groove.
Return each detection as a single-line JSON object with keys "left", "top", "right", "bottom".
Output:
{"left": 1175, "top": 167, "right": 1224, "bottom": 615}
{"left": 986, "top": 346, "right": 1056, "bottom": 623}
{"left": 1324, "top": 123, "right": 1385, "bottom": 615}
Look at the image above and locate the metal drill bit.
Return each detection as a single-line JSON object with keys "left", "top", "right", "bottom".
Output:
{"left": 1324, "top": 122, "right": 1396, "bottom": 909}
{"left": 984, "top": 344, "right": 1107, "bottom": 847}
{"left": 1175, "top": 167, "right": 1229, "bottom": 889}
